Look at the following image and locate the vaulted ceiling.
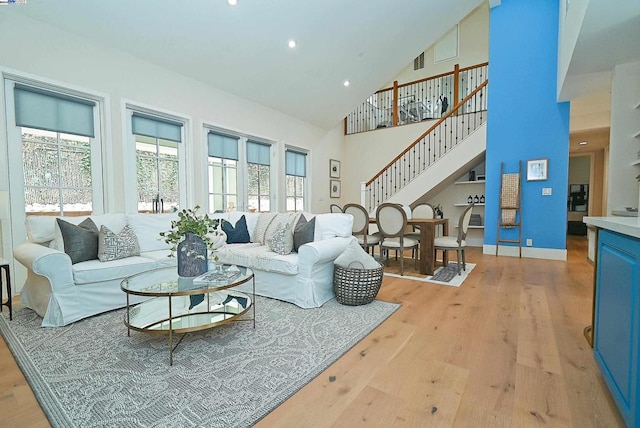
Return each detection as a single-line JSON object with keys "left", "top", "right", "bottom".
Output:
{"left": 5, "top": 0, "right": 483, "bottom": 129}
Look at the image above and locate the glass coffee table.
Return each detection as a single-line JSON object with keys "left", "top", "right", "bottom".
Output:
{"left": 121, "top": 265, "right": 255, "bottom": 365}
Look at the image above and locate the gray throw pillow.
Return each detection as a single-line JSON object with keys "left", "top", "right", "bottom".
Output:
{"left": 56, "top": 218, "right": 99, "bottom": 264}
{"left": 293, "top": 215, "right": 315, "bottom": 252}
{"left": 98, "top": 225, "right": 141, "bottom": 262}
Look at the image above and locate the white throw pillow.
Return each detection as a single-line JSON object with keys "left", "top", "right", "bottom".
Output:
{"left": 252, "top": 213, "right": 278, "bottom": 244}
{"left": 334, "top": 239, "right": 380, "bottom": 270}
{"left": 264, "top": 213, "right": 293, "bottom": 243}
{"left": 266, "top": 220, "right": 294, "bottom": 255}
{"left": 98, "top": 225, "right": 141, "bottom": 262}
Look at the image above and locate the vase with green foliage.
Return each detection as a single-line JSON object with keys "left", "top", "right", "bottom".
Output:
{"left": 160, "top": 206, "right": 224, "bottom": 277}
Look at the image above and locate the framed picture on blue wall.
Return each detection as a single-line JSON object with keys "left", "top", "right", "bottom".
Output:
{"left": 526, "top": 158, "right": 548, "bottom": 181}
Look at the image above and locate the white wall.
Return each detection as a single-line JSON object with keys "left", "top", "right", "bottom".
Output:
{"left": 606, "top": 61, "right": 640, "bottom": 213}
{"left": 384, "top": 2, "right": 489, "bottom": 87}
{"left": 557, "top": 0, "right": 588, "bottom": 98}
{"left": 342, "top": 119, "right": 438, "bottom": 204}
{"left": 0, "top": 13, "right": 344, "bottom": 291}
{"left": 0, "top": 13, "right": 344, "bottom": 214}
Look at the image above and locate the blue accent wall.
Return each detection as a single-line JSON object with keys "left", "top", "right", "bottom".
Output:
{"left": 485, "top": 0, "right": 570, "bottom": 250}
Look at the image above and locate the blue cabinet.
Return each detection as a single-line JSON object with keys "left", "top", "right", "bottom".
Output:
{"left": 594, "top": 229, "right": 640, "bottom": 427}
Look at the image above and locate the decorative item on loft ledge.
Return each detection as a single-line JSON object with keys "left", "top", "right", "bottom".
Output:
{"left": 159, "top": 206, "right": 225, "bottom": 277}
{"left": 526, "top": 158, "right": 548, "bottom": 181}
{"left": 330, "top": 159, "right": 341, "bottom": 178}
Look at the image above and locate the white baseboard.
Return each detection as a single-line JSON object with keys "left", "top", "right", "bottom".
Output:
{"left": 465, "top": 237, "right": 485, "bottom": 247}
{"left": 483, "top": 244, "right": 567, "bottom": 261}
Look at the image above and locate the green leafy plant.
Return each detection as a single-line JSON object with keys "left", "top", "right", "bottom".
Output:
{"left": 159, "top": 206, "right": 222, "bottom": 258}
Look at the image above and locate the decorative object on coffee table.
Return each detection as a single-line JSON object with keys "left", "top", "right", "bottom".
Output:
{"left": 159, "top": 206, "right": 223, "bottom": 277}
{"left": 177, "top": 233, "right": 208, "bottom": 277}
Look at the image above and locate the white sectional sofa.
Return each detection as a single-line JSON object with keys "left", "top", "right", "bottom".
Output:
{"left": 14, "top": 211, "right": 354, "bottom": 327}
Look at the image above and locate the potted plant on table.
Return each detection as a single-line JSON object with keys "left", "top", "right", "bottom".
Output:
{"left": 159, "top": 206, "right": 226, "bottom": 277}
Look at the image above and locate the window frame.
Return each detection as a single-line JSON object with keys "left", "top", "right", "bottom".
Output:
{"left": 284, "top": 147, "right": 309, "bottom": 212}
{"left": 125, "top": 104, "right": 189, "bottom": 214}
{"left": 204, "top": 126, "right": 274, "bottom": 213}
{"left": 4, "top": 78, "right": 105, "bottom": 217}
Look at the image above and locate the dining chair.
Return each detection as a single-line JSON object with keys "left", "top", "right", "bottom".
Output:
{"left": 375, "top": 203, "right": 419, "bottom": 276}
{"left": 329, "top": 204, "right": 343, "bottom": 213}
{"left": 343, "top": 203, "right": 381, "bottom": 255}
{"left": 405, "top": 203, "right": 435, "bottom": 241}
{"left": 434, "top": 203, "right": 474, "bottom": 275}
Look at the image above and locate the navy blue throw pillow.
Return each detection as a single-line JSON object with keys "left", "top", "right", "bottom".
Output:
{"left": 222, "top": 215, "right": 250, "bottom": 244}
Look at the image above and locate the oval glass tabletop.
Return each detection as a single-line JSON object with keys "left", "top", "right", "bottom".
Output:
{"left": 121, "top": 265, "right": 254, "bottom": 297}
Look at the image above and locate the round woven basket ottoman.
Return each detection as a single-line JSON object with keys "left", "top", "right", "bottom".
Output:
{"left": 333, "top": 261, "right": 384, "bottom": 306}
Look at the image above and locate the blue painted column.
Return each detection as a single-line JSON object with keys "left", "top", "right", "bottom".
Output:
{"left": 485, "top": 0, "right": 570, "bottom": 253}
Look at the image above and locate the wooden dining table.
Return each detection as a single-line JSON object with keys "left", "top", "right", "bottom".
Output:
{"left": 370, "top": 217, "right": 449, "bottom": 275}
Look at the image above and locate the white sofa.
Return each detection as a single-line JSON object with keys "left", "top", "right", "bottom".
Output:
{"left": 14, "top": 211, "right": 354, "bottom": 327}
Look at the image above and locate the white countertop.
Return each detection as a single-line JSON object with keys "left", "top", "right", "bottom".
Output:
{"left": 584, "top": 216, "right": 640, "bottom": 239}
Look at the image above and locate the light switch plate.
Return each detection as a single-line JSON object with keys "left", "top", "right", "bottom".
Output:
{"left": 542, "top": 188, "right": 552, "bottom": 195}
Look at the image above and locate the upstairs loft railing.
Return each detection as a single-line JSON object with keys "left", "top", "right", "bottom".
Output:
{"left": 344, "top": 62, "right": 488, "bottom": 135}
{"left": 363, "top": 80, "right": 488, "bottom": 213}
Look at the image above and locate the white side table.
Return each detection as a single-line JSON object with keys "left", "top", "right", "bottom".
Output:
{"left": 0, "top": 258, "right": 12, "bottom": 320}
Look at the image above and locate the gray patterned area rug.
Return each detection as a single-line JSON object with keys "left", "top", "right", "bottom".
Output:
{"left": 0, "top": 297, "right": 399, "bottom": 428}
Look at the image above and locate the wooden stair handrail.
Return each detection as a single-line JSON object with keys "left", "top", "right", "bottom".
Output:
{"left": 366, "top": 79, "right": 488, "bottom": 186}
{"left": 374, "top": 61, "right": 488, "bottom": 94}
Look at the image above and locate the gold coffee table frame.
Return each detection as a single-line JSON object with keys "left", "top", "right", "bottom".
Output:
{"left": 121, "top": 265, "right": 255, "bottom": 365}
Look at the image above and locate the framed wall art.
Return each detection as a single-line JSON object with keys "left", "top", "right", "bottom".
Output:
{"left": 330, "top": 159, "right": 341, "bottom": 178}
{"left": 330, "top": 179, "right": 341, "bottom": 198}
{"left": 526, "top": 158, "right": 548, "bottom": 181}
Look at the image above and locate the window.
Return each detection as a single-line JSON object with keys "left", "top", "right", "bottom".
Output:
{"left": 22, "top": 129, "right": 93, "bottom": 214}
{"left": 13, "top": 83, "right": 101, "bottom": 215}
{"left": 285, "top": 149, "right": 307, "bottom": 212}
{"left": 207, "top": 132, "right": 239, "bottom": 213}
{"left": 246, "top": 140, "right": 271, "bottom": 212}
{"left": 132, "top": 113, "right": 183, "bottom": 213}
{"left": 414, "top": 52, "right": 425, "bottom": 70}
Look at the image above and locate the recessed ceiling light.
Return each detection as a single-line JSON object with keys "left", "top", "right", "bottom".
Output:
{"left": 579, "top": 141, "right": 588, "bottom": 145}
{"left": 343, "top": 80, "right": 350, "bottom": 87}
{"left": 227, "top": 0, "right": 238, "bottom": 6}
{"left": 288, "top": 39, "right": 297, "bottom": 49}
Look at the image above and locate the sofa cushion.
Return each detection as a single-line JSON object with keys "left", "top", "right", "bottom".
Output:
{"left": 252, "top": 213, "right": 278, "bottom": 244}
{"left": 221, "top": 215, "right": 250, "bottom": 244}
{"left": 293, "top": 215, "right": 315, "bottom": 252}
{"left": 216, "top": 243, "right": 298, "bottom": 275}
{"left": 313, "top": 213, "right": 353, "bottom": 241}
{"left": 25, "top": 215, "right": 58, "bottom": 245}
{"left": 127, "top": 213, "right": 178, "bottom": 253}
{"left": 57, "top": 218, "right": 99, "bottom": 264}
{"left": 140, "top": 249, "right": 176, "bottom": 268}
{"left": 72, "top": 256, "right": 157, "bottom": 285}
{"left": 98, "top": 225, "right": 141, "bottom": 262}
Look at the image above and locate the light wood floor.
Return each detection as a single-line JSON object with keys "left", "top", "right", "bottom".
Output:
{"left": 0, "top": 237, "right": 625, "bottom": 427}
